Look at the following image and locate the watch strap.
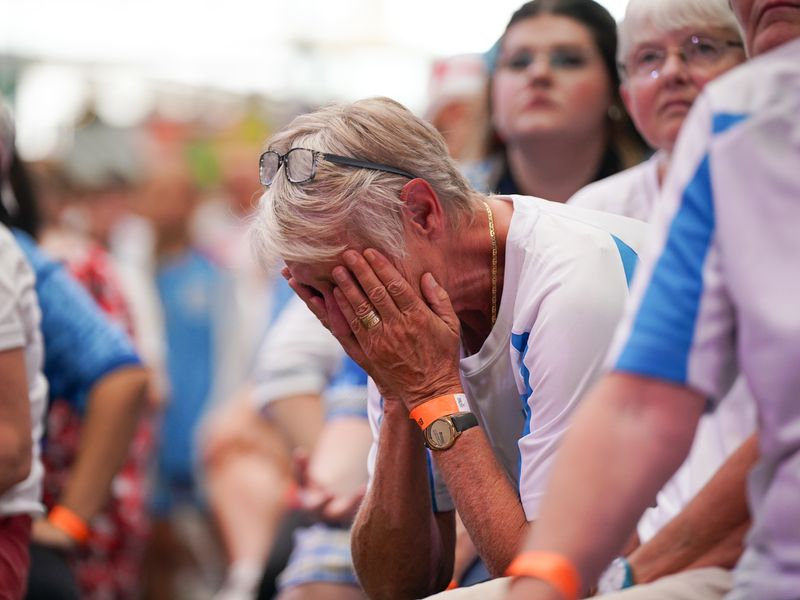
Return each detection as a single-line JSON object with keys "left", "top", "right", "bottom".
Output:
{"left": 450, "top": 411, "right": 479, "bottom": 433}
{"left": 409, "top": 393, "right": 469, "bottom": 430}
{"left": 620, "top": 557, "right": 634, "bottom": 589}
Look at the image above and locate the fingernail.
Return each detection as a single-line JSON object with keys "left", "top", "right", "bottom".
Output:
{"left": 332, "top": 266, "right": 347, "bottom": 282}
{"left": 343, "top": 251, "right": 358, "bottom": 266}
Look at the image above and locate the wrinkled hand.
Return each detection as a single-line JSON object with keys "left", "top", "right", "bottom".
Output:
{"left": 32, "top": 517, "right": 77, "bottom": 552}
{"left": 327, "top": 249, "right": 463, "bottom": 409}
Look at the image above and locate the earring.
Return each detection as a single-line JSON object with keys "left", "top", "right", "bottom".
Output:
{"left": 607, "top": 104, "right": 624, "bottom": 122}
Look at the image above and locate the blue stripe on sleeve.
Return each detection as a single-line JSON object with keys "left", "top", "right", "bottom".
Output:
{"left": 712, "top": 113, "right": 748, "bottom": 134}
{"left": 611, "top": 234, "right": 638, "bottom": 288}
{"left": 511, "top": 332, "right": 533, "bottom": 488}
{"left": 615, "top": 154, "right": 715, "bottom": 384}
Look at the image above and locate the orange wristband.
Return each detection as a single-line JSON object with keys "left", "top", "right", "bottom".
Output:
{"left": 446, "top": 579, "right": 459, "bottom": 590}
{"left": 48, "top": 505, "right": 90, "bottom": 545}
{"left": 408, "top": 393, "right": 469, "bottom": 430}
{"left": 505, "top": 552, "right": 581, "bottom": 600}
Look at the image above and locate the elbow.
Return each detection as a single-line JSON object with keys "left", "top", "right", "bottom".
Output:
{"left": 0, "top": 434, "right": 33, "bottom": 492}
{"left": 12, "top": 447, "right": 33, "bottom": 486}
{"left": 127, "top": 368, "right": 151, "bottom": 411}
{"left": 351, "top": 515, "right": 448, "bottom": 600}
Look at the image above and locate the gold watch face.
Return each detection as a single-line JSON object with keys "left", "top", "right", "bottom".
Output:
{"left": 425, "top": 417, "right": 457, "bottom": 450}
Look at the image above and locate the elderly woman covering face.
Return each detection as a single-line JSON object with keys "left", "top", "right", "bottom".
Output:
{"left": 251, "top": 97, "right": 647, "bottom": 599}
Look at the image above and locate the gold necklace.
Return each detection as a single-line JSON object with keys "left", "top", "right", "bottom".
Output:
{"left": 482, "top": 201, "right": 498, "bottom": 326}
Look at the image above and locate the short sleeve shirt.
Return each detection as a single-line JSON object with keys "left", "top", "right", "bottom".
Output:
{"left": 13, "top": 230, "right": 140, "bottom": 414}
{"left": 608, "top": 39, "right": 800, "bottom": 599}
{"left": 0, "top": 226, "right": 46, "bottom": 516}
{"left": 368, "top": 196, "right": 648, "bottom": 520}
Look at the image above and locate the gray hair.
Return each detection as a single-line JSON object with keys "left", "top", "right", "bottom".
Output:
{"left": 251, "top": 97, "right": 480, "bottom": 266}
{"left": 618, "top": 0, "right": 742, "bottom": 66}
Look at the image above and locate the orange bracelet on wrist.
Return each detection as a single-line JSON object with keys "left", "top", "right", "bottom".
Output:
{"left": 505, "top": 551, "right": 581, "bottom": 600}
{"left": 48, "top": 505, "right": 90, "bottom": 545}
{"left": 408, "top": 393, "right": 469, "bottom": 430}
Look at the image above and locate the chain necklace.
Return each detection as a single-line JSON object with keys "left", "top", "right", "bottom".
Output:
{"left": 482, "top": 201, "right": 498, "bottom": 326}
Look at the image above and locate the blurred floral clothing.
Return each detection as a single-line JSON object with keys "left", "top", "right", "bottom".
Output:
{"left": 39, "top": 231, "right": 154, "bottom": 599}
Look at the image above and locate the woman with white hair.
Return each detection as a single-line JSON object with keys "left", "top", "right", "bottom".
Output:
{"left": 251, "top": 96, "right": 648, "bottom": 599}
{"left": 569, "top": 0, "right": 746, "bottom": 219}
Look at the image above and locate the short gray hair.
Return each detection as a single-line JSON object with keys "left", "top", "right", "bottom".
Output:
{"left": 251, "top": 97, "right": 480, "bottom": 266}
{"left": 618, "top": 0, "right": 742, "bottom": 66}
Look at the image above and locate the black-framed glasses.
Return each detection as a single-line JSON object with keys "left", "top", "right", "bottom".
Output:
{"left": 259, "top": 147, "right": 417, "bottom": 187}
{"left": 622, "top": 35, "right": 744, "bottom": 80}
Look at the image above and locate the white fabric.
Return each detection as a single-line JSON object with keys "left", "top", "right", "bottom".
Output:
{"left": 568, "top": 152, "right": 664, "bottom": 223}
{"left": 250, "top": 296, "right": 345, "bottom": 411}
{"left": 367, "top": 195, "right": 648, "bottom": 520}
{"left": 0, "top": 226, "right": 46, "bottom": 516}
{"left": 422, "top": 567, "right": 732, "bottom": 600}
{"left": 609, "top": 39, "right": 800, "bottom": 600}
{"left": 566, "top": 144, "right": 757, "bottom": 543}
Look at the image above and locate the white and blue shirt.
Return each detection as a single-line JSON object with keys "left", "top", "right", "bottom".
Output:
{"left": 608, "top": 39, "right": 800, "bottom": 600}
{"left": 368, "top": 195, "right": 648, "bottom": 520}
{"left": 568, "top": 152, "right": 664, "bottom": 223}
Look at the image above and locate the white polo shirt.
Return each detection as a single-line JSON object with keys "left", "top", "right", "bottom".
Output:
{"left": 568, "top": 143, "right": 758, "bottom": 543}
{"left": 609, "top": 39, "right": 800, "bottom": 600}
{"left": 368, "top": 195, "right": 648, "bottom": 520}
{"left": 0, "top": 226, "right": 46, "bottom": 516}
{"left": 568, "top": 152, "right": 664, "bottom": 223}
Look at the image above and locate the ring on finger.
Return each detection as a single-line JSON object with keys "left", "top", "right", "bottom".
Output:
{"left": 359, "top": 309, "right": 382, "bottom": 330}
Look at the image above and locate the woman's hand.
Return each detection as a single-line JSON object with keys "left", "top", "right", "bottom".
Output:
{"left": 328, "top": 248, "right": 463, "bottom": 410}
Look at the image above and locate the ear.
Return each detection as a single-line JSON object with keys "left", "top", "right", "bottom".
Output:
{"left": 400, "top": 178, "right": 446, "bottom": 240}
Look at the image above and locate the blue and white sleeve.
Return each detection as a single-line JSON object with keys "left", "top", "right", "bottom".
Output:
{"left": 515, "top": 234, "right": 632, "bottom": 521}
{"left": 609, "top": 94, "right": 738, "bottom": 404}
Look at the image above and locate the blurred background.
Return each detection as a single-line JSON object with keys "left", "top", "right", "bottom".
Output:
{"left": 2, "top": 0, "right": 628, "bottom": 162}
{"left": 1, "top": 2, "right": 631, "bottom": 598}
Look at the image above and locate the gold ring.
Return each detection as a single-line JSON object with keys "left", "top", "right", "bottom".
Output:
{"left": 359, "top": 310, "right": 382, "bottom": 330}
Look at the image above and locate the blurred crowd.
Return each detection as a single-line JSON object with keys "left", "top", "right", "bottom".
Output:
{"left": 1, "top": 1, "right": 798, "bottom": 600}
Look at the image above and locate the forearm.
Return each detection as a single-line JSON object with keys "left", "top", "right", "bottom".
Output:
{"left": 513, "top": 374, "right": 704, "bottom": 596}
{"left": 0, "top": 348, "right": 33, "bottom": 494}
{"left": 262, "top": 393, "right": 324, "bottom": 451}
{"left": 59, "top": 367, "right": 148, "bottom": 520}
{"left": 351, "top": 401, "right": 454, "bottom": 599}
{"left": 451, "top": 513, "right": 479, "bottom": 585}
{"left": 435, "top": 427, "right": 529, "bottom": 576}
{"left": 629, "top": 433, "right": 757, "bottom": 583}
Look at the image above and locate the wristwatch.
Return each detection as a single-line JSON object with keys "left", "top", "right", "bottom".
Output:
{"left": 424, "top": 412, "right": 479, "bottom": 450}
{"left": 597, "top": 557, "right": 634, "bottom": 593}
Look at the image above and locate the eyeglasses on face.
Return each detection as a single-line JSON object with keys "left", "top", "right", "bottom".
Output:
{"left": 497, "top": 46, "right": 594, "bottom": 73}
{"left": 259, "top": 147, "right": 417, "bottom": 187}
{"left": 623, "top": 34, "right": 744, "bottom": 80}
